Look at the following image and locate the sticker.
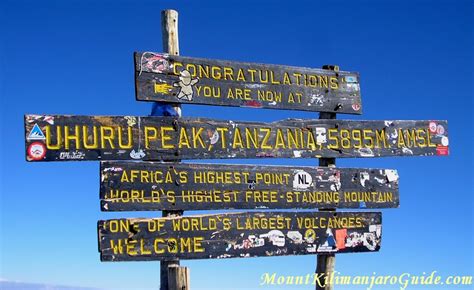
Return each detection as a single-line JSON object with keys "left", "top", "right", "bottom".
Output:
{"left": 317, "top": 229, "right": 337, "bottom": 253}
{"left": 287, "top": 231, "right": 303, "bottom": 244}
{"left": 304, "top": 229, "right": 316, "bottom": 243}
{"left": 335, "top": 229, "right": 347, "bottom": 250}
{"left": 248, "top": 235, "right": 265, "bottom": 247}
{"left": 385, "top": 170, "right": 399, "bottom": 182}
{"left": 441, "top": 136, "right": 449, "bottom": 146}
{"left": 436, "top": 146, "right": 449, "bottom": 156}
{"left": 352, "top": 103, "right": 361, "bottom": 111}
{"left": 130, "top": 149, "right": 146, "bottom": 159}
{"left": 243, "top": 100, "right": 263, "bottom": 108}
{"left": 140, "top": 52, "right": 170, "bottom": 74}
{"left": 402, "top": 147, "right": 413, "bottom": 155}
{"left": 346, "top": 83, "right": 359, "bottom": 90}
{"left": 329, "top": 171, "right": 342, "bottom": 191}
{"left": 344, "top": 228, "right": 380, "bottom": 251}
{"left": 292, "top": 170, "right": 313, "bottom": 190}
{"left": 43, "top": 116, "right": 54, "bottom": 125}
{"left": 429, "top": 122, "right": 437, "bottom": 133}
{"left": 210, "top": 131, "right": 219, "bottom": 144}
{"left": 154, "top": 83, "right": 173, "bottom": 94}
{"left": 27, "top": 142, "right": 46, "bottom": 160}
{"left": 363, "top": 233, "right": 377, "bottom": 251}
{"left": 59, "top": 151, "right": 85, "bottom": 160}
{"left": 389, "top": 129, "right": 398, "bottom": 142}
{"left": 124, "top": 116, "right": 137, "bottom": 127}
{"left": 247, "top": 180, "right": 256, "bottom": 190}
{"left": 374, "top": 176, "right": 386, "bottom": 184}
{"left": 260, "top": 230, "right": 285, "bottom": 247}
{"left": 306, "top": 245, "right": 317, "bottom": 253}
{"left": 175, "top": 70, "right": 199, "bottom": 101}
{"left": 27, "top": 124, "right": 46, "bottom": 140}
{"left": 360, "top": 172, "right": 370, "bottom": 187}
{"left": 26, "top": 115, "right": 43, "bottom": 123}
{"left": 436, "top": 124, "right": 445, "bottom": 135}
{"left": 345, "top": 75, "right": 357, "bottom": 83}
{"left": 309, "top": 94, "right": 324, "bottom": 106}
{"left": 375, "top": 225, "right": 382, "bottom": 237}
{"left": 314, "top": 127, "right": 327, "bottom": 144}
{"left": 358, "top": 148, "right": 374, "bottom": 157}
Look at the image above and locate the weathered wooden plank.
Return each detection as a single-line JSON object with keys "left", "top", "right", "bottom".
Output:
{"left": 134, "top": 52, "right": 362, "bottom": 114}
{"left": 98, "top": 211, "right": 382, "bottom": 261}
{"left": 100, "top": 162, "right": 399, "bottom": 211}
{"left": 24, "top": 115, "right": 449, "bottom": 161}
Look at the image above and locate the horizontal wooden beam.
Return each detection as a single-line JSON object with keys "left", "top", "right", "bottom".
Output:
{"left": 98, "top": 211, "right": 382, "bottom": 261}
{"left": 134, "top": 52, "right": 362, "bottom": 114}
{"left": 24, "top": 115, "right": 449, "bottom": 161}
{"left": 100, "top": 162, "right": 399, "bottom": 211}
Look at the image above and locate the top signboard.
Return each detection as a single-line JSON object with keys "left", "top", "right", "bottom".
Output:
{"left": 134, "top": 52, "right": 362, "bottom": 114}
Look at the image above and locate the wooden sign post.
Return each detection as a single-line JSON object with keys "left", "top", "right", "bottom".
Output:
{"left": 22, "top": 9, "right": 452, "bottom": 290}
{"left": 158, "top": 9, "right": 188, "bottom": 290}
{"left": 316, "top": 65, "right": 338, "bottom": 290}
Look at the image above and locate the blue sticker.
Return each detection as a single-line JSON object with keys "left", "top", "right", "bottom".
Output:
{"left": 345, "top": 76, "right": 357, "bottom": 83}
{"left": 359, "top": 201, "right": 367, "bottom": 208}
{"left": 28, "top": 124, "right": 46, "bottom": 140}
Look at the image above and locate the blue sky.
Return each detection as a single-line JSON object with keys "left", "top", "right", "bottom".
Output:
{"left": 1, "top": 0, "right": 473, "bottom": 289}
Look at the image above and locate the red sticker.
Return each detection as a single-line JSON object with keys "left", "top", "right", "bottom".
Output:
{"left": 436, "top": 145, "right": 449, "bottom": 156}
{"left": 352, "top": 103, "right": 361, "bottom": 111}
{"left": 27, "top": 142, "right": 46, "bottom": 160}
{"left": 243, "top": 100, "right": 263, "bottom": 108}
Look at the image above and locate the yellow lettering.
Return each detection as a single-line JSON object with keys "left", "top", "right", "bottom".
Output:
{"left": 100, "top": 126, "right": 115, "bottom": 149}
{"left": 192, "top": 127, "right": 206, "bottom": 148}
{"left": 144, "top": 126, "right": 158, "bottom": 149}
{"left": 232, "top": 128, "right": 244, "bottom": 149}
{"left": 260, "top": 128, "right": 272, "bottom": 149}
{"left": 118, "top": 127, "right": 133, "bottom": 149}
{"left": 161, "top": 126, "right": 174, "bottom": 149}
{"left": 178, "top": 127, "right": 191, "bottom": 148}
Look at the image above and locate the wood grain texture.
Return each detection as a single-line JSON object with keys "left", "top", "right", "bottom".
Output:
{"left": 100, "top": 162, "right": 400, "bottom": 211}
{"left": 24, "top": 115, "right": 450, "bottom": 161}
{"left": 98, "top": 211, "right": 382, "bottom": 261}
{"left": 134, "top": 52, "right": 362, "bottom": 114}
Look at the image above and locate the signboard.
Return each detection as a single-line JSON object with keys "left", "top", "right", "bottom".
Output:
{"left": 98, "top": 211, "right": 382, "bottom": 261}
{"left": 100, "top": 162, "right": 399, "bottom": 211}
{"left": 25, "top": 115, "right": 449, "bottom": 161}
{"left": 134, "top": 52, "right": 362, "bottom": 114}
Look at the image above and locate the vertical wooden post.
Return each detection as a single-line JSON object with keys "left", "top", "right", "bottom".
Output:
{"left": 158, "top": 9, "right": 189, "bottom": 290}
{"left": 315, "top": 64, "right": 339, "bottom": 290}
{"left": 161, "top": 9, "right": 181, "bottom": 117}
{"left": 168, "top": 266, "right": 190, "bottom": 290}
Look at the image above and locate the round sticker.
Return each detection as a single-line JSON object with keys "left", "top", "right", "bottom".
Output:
{"left": 441, "top": 136, "right": 449, "bottom": 146}
{"left": 210, "top": 130, "right": 219, "bottom": 144}
{"left": 436, "top": 125, "right": 445, "bottom": 135}
{"left": 352, "top": 103, "right": 361, "bottom": 111}
{"left": 429, "top": 122, "right": 437, "bottom": 133}
{"left": 27, "top": 142, "right": 46, "bottom": 160}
